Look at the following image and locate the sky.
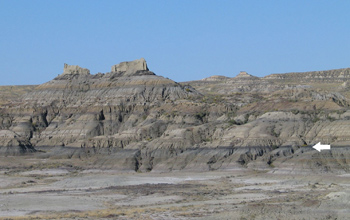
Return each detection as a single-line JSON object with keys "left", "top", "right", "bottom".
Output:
{"left": 1, "top": 0, "right": 350, "bottom": 85}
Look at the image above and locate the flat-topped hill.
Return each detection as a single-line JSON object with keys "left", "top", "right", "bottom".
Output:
{"left": 25, "top": 58, "right": 197, "bottom": 106}
{"left": 264, "top": 68, "right": 350, "bottom": 81}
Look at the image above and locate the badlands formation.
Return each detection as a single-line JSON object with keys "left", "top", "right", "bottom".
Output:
{"left": 1, "top": 58, "right": 350, "bottom": 172}
{"left": 1, "top": 59, "right": 350, "bottom": 219}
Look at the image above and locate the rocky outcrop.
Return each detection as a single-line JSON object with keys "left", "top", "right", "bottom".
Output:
{"left": 62, "top": 64, "right": 90, "bottom": 75}
{"left": 111, "top": 58, "right": 149, "bottom": 76}
{"left": 0, "top": 130, "right": 35, "bottom": 155}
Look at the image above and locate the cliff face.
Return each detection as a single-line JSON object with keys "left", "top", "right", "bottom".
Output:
{"left": 1, "top": 60, "right": 350, "bottom": 173}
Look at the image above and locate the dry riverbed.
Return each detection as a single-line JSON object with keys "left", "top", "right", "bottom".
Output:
{"left": 0, "top": 157, "right": 349, "bottom": 219}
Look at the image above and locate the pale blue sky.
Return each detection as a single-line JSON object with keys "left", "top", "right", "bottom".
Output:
{"left": 1, "top": 0, "right": 350, "bottom": 85}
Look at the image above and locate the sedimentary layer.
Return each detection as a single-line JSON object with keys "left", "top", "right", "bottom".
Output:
{"left": 1, "top": 59, "right": 350, "bottom": 173}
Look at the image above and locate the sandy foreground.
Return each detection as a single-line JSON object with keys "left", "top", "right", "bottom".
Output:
{"left": 0, "top": 157, "right": 349, "bottom": 220}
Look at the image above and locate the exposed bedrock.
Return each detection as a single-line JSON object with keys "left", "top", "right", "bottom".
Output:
{"left": 0, "top": 130, "right": 35, "bottom": 156}
{"left": 2, "top": 60, "right": 350, "bottom": 173}
{"left": 62, "top": 63, "right": 90, "bottom": 75}
{"left": 111, "top": 57, "right": 149, "bottom": 75}
{"left": 27, "top": 145, "right": 350, "bottom": 174}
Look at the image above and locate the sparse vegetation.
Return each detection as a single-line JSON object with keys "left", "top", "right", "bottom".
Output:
{"left": 228, "top": 119, "right": 237, "bottom": 125}
{"left": 327, "top": 115, "right": 336, "bottom": 121}
{"left": 195, "top": 111, "right": 207, "bottom": 122}
{"left": 291, "top": 109, "right": 299, "bottom": 115}
{"left": 312, "top": 117, "right": 320, "bottom": 123}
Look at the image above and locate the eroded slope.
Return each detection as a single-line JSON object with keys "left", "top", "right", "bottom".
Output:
{"left": 1, "top": 61, "right": 350, "bottom": 173}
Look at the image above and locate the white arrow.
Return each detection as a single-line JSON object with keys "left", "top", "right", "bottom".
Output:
{"left": 312, "top": 142, "right": 331, "bottom": 152}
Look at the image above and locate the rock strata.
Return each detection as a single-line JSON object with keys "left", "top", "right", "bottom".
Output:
{"left": 264, "top": 68, "right": 350, "bottom": 82}
{"left": 1, "top": 61, "right": 350, "bottom": 173}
